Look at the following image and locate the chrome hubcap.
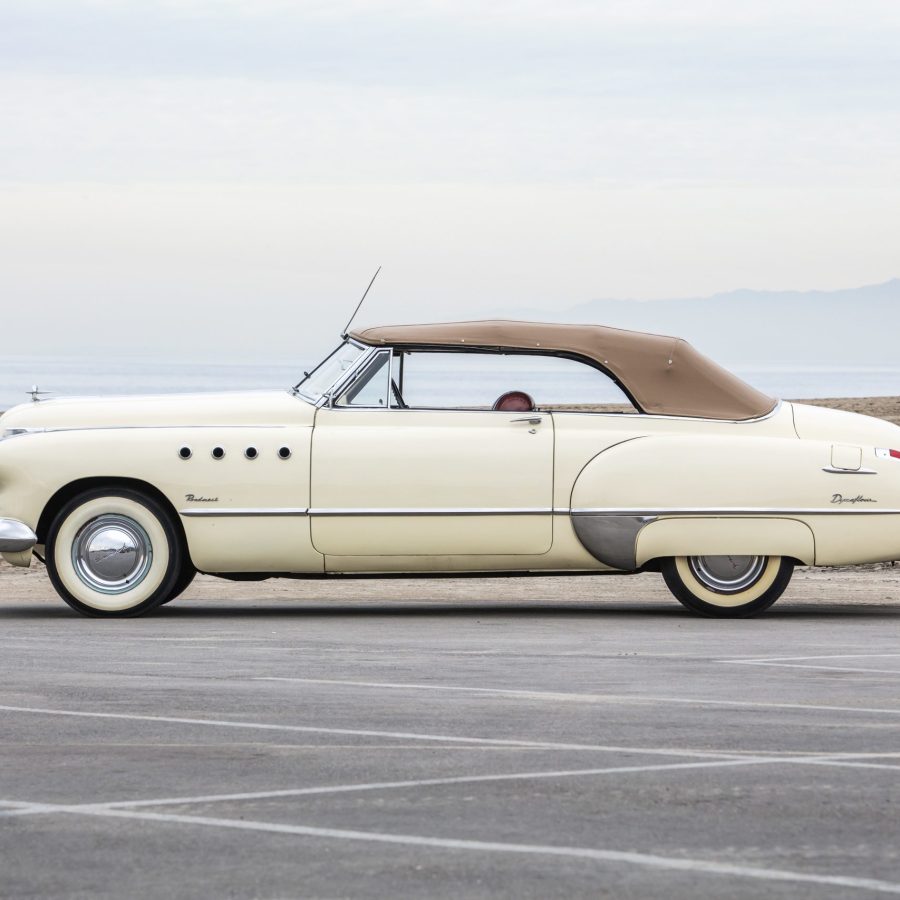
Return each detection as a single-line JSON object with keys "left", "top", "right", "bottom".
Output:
{"left": 71, "top": 515, "right": 153, "bottom": 594}
{"left": 688, "top": 555, "right": 767, "bottom": 595}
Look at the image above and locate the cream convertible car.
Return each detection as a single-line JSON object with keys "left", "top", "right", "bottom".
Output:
{"left": 1, "top": 320, "right": 899, "bottom": 618}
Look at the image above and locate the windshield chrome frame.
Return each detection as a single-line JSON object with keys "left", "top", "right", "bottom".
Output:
{"left": 292, "top": 339, "right": 375, "bottom": 406}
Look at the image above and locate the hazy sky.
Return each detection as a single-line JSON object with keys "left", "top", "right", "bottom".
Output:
{"left": 2, "top": 0, "right": 898, "bottom": 360}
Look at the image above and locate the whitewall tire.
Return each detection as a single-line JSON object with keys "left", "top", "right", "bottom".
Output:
{"left": 46, "top": 488, "right": 185, "bottom": 617}
{"left": 161, "top": 563, "right": 197, "bottom": 605}
{"left": 662, "top": 555, "right": 793, "bottom": 618}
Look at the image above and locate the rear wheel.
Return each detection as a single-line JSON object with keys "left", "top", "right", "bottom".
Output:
{"left": 662, "top": 555, "right": 793, "bottom": 618}
{"left": 46, "top": 488, "right": 185, "bottom": 617}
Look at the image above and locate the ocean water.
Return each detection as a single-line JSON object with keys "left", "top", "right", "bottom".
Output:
{"left": 1, "top": 354, "right": 900, "bottom": 412}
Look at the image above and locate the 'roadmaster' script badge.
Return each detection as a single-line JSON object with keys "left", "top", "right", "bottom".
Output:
{"left": 831, "top": 493, "right": 876, "bottom": 505}
{"left": 185, "top": 494, "right": 219, "bottom": 502}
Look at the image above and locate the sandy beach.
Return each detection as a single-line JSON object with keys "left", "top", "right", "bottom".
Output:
{"left": 2, "top": 395, "right": 900, "bottom": 609}
{"left": 793, "top": 395, "right": 900, "bottom": 426}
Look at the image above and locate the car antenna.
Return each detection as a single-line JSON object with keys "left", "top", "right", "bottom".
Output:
{"left": 341, "top": 266, "right": 381, "bottom": 339}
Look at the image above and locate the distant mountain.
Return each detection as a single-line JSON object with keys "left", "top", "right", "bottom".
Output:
{"left": 504, "top": 279, "right": 900, "bottom": 366}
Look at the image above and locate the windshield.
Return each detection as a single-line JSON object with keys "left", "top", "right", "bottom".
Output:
{"left": 294, "top": 341, "right": 367, "bottom": 402}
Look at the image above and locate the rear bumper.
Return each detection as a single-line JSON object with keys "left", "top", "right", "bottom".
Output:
{"left": 0, "top": 518, "right": 37, "bottom": 553}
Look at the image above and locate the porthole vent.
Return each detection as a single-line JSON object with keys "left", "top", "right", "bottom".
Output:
{"left": 277, "top": 446, "right": 292, "bottom": 460}
{"left": 178, "top": 446, "right": 192, "bottom": 460}
{"left": 211, "top": 446, "right": 226, "bottom": 460}
{"left": 245, "top": 446, "right": 259, "bottom": 460}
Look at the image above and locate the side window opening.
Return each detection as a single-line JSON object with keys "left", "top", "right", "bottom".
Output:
{"left": 394, "top": 351, "right": 637, "bottom": 413}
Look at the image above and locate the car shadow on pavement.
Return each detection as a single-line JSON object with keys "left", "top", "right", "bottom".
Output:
{"left": 1, "top": 602, "right": 898, "bottom": 619}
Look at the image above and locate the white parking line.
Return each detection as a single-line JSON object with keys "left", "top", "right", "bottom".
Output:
{"left": 59, "top": 756, "right": 900, "bottom": 811}
{"left": 0, "top": 704, "right": 760, "bottom": 760}
{"left": 4, "top": 751, "right": 900, "bottom": 825}
{"left": 254, "top": 676, "right": 900, "bottom": 717}
{"left": 3, "top": 750, "right": 899, "bottom": 822}
{"left": 728, "top": 663, "right": 900, "bottom": 675}
{"left": 4, "top": 702, "right": 900, "bottom": 772}
{"left": 43, "top": 805, "right": 900, "bottom": 895}
{"left": 719, "top": 653, "right": 900, "bottom": 675}
{"left": 83, "top": 757, "right": 783, "bottom": 810}
{"left": 797, "top": 758, "right": 900, "bottom": 772}
{"left": 717, "top": 653, "right": 900, "bottom": 675}
{"left": 725, "top": 654, "right": 900, "bottom": 663}
{"left": 0, "top": 803, "right": 61, "bottom": 819}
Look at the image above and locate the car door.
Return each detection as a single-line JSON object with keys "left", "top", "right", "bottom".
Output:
{"left": 310, "top": 389, "right": 554, "bottom": 558}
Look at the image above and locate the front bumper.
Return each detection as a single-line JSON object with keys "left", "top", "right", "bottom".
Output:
{"left": 0, "top": 518, "right": 37, "bottom": 553}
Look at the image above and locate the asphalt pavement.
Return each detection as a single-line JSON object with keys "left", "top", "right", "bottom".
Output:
{"left": 2, "top": 568, "right": 900, "bottom": 899}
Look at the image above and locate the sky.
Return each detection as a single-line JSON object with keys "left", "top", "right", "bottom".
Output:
{"left": 1, "top": 0, "right": 898, "bottom": 361}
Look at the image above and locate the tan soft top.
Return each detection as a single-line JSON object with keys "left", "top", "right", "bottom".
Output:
{"left": 351, "top": 320, "right": 776, "bottom": 421}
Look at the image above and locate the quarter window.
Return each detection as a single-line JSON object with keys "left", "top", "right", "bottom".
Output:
{"left": 334, "top": 351, "right": 392, "bottom": 408}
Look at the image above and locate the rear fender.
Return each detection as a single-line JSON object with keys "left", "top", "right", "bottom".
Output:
{"left": 569, "top": 433, "right": 899, "bottom": 569}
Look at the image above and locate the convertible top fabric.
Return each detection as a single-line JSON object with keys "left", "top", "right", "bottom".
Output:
{"left": 350, "top": 320, "right": 777, "bottom": 421}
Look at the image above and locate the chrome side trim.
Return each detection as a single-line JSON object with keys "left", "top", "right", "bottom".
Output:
{"left": 0, "top": 518, "right": 38, "bottom": 552}
{"left": 822, "top": 467, "right": 877, "bottom": 475}
{"left": 2, "top": 425, "right": 296, "bottom": 438}
{"left": 572, "top": 507, "right": 900, "bottom": 516}
{"left": 309, "top": 507, "right": 555, "bottom": 517}
{"left": 180, "top": 508, "right": 310, "bottom": 518}
{"left": 179, "top": 507, "right": 564, "bottom": 518}
{"left": 180, "top": 504, "right": 900, "bottom": 521}
{"left": 571, "top": 515, "right": 656, "bottom": 570}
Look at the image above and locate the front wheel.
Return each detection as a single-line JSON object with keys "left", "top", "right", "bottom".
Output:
{"left": 160, "top": 563, "right": 197, "bottom": 605}
{"left": 46, "top": 488, "right": 186, "bottom": 617}
{"left": 662, "top": 555, "right": 793, "bottom": 618}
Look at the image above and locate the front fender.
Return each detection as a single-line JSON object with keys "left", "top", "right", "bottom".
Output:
{"left": 0, "top": 425, "right": 320, "bottom": 573}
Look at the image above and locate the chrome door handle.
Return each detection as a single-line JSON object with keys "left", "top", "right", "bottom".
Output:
{"left": 510, "top": 416, "right": 543, "bottom": 425}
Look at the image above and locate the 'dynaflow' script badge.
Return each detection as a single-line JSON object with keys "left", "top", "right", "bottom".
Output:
{"left": 185, "top": 493, "right": 219, "bottom": 502}
{"left": 831, "top": 493, "right": 876, "bottom": 505}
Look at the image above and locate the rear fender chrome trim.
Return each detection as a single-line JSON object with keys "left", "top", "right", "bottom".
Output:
{"left": 569, "top": 506, "right": 900, "bottom": 570}
{"left": 571, "top": 515, "right": 656, "bottom": 571}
